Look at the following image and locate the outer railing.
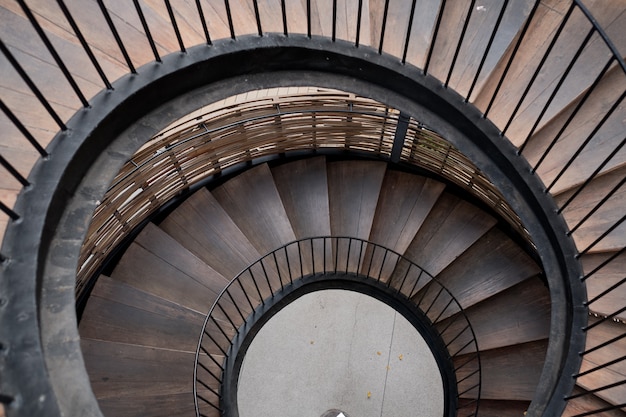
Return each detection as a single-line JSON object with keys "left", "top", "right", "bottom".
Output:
{"left": 193, "top": 237, "right": 481, "bottom": 417}
{"left": 0, "top": 0, "right": 624, "bottom": 416}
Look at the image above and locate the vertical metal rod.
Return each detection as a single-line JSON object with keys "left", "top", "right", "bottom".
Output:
{"left": 284, "top": 246, "right": 293, "bottom": 284}
{"left": 297, "top": 241, "right": 304, "bottom": 279}
{"left": 252, "top": 0, "right": 262, "bottom": 36}
{"left": 483, "top": 0, "right": 541, "bottom": 118}
{"left": 281, "top": 0, "right": 288, "bottom": 36}
{"left": 57, "top": 0, "right": 112, "bottom": 89}
{"left": 355, "top": 0, "right": 363, "bottom": 47}
{"left": 272, "top": 251, "right": 284, "bottom": 290}
{"left": 216, "top": 303, "right": 238, "bottom": 334}
{"left": 0, "top": 201, "right": 20, "bottom": 221}
{"left": 0, "top": 39, "right": 64, "bottom": 130}
{"left": 377, "top": 250, "right": 388, "bottom": 282}
{"left": 345, "top": 238, "right": 352, "bottom": 273}
{"left": 409, "top": 269, "right": 424, "bottom": 299}
{"left": 397, "top": 262, "right": 413, "bottom": 294}
{"left": 501, "top": 3, "right": 576, "bottom": 136}
{"left": 356, "top": 240, "right": 364, "bottom": 276}
{"left": 195, "top": 0, "right": 212, "bottom": 45}
{"left": 236, "top": 279, "right": 255, "bottom": 311}
{"left": 248, "top": 269, "right": 265, "bottom": 305}
{"left": 465, "top": 0, "right": 509, "bottom": 100}
{"left": 521, "top": 27, "right": 596, "bottom": 162}
{"left": 401, "top": 0, "right": 418, "bottom": 64}
{"left": 226, "top": 289, "right": 246, "bottom": 322}
{"left": 423, "top": 0, "right": 447, "bottom": 75}
{"left": 0, "top": 99, "right": 48, "bottom": 157}
{"left": 16, "top": 0, "right": 90, "bottom": 106}
{"left": 306, "top": 0, "right": 311, "bottom": 38}
{"left": 96, "top": 0, "right": 136, "bottom": 73}
{"left": 164, "top": 0, "right": 186, "bottom": 52}
{"left": 546, "top": 92, "right": 625, "bottom": 192}
{"left": 586, "top": 275, "right": 626, "bottom": 307}
{"left": 522, "top": 57, "right": 613, "bottom": 162}
{"left": 332, "top": 0, "right": 337, "bottom": 42}
{"left": 445, "top": 0, "right": 476, "bottom": 87}
{"left": 378, "top": 0, "right": 390, "bottom": 54}
{"left": 133, "top": 0, "right": 162, "bottom": 61}
{"left": 311, "top": 238, "right": 316, "bottom": 275}
{"left": 260, "top": 259, "right": 273, "bottom": 296}
{"left": 0, "top": 155, "right": 29, "bottom": 187}
{"left": 224, "top": 0, "right": 236, "bottom": 39}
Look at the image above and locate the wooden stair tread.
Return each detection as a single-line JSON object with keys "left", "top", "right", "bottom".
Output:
{"left": 96, "top": 393, "right": 204, "bottom": 417}
{"left": 271, "top": 157, "right": 331, "bottom": 239}
{"left": 159, "top": 187, "right": 261, "bottom": 280}
{"left": 524, "top": 65, "right": 626, "bottom": 195}
{"left": 402, "top": 192, "right": 497, "bottom": 276}
{"left": 79, "top": 276, "right": 211, "bottom": 353}
{"left": 438, "top": 278, "right": 550, "bottom": 355}
{"left": 456, "top": 339, "right": 548, "bottom": 401}
{"left": 578, "top": 357, "right": 626, "bottom": 410}
{"left": 581, "top": 251, "right": 626, "bottom": 320}
{"left": 212, "top": 163, "right": 296, "bottom": 255}
{"left": 470, "top": 399, "right": 530, "bottom": 417}
{"left": 563, "top": 387, "right": 626, "bottom": 417}
{"left": 582, "top": 319, "right": 626, "bottom": 400}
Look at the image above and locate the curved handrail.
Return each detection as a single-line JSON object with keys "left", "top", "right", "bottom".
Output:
{"left": 193, "top": 236, "right": 481, "bottom": 417}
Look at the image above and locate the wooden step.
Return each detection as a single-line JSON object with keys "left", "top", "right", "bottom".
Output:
{"left": 552, "top": 165, "right": 626, "bottom": 254}
{"left": 563, "top": 387, "right": 626, "bottom": 417}
{"left": 428, "top": 0, "right": 533, "bottom": 99}
{"left": 327, "top": 160, "right": 387, "bottom": 272}
{"left": 81, "top": 339, "right": 220, "bottom": 417}
{"left": 456, "top": 339, "right": 548, "bottom": 401}
{"left": 470, "top": 399, "right": 530, "bottom": 417}
{"left": 580, "top": 251, "right": 626, "bottom": 320}
{"left": 159, "top": 187, "right": 261, "bottom": 281}
{"left": 363, "top": 170, "right": 445, "bottom": 282}
{"left": 577, "top": 318, "right": 626, "bottom": 409}
{"left": 473, "top": 0, "right": 626, "bottom": 146}
{"left": 428, "top": 227, "right": 541, "bottom": 314}
{"left": 437, "top": 278, "right": 550, "bottom": 356}
{"left": 272, "top": 157, "right": 332, "bottom": 273}
{"left": 402, "top": 192, "right": 497, "bottom": 277}
{"left": 79, "top": 275, "right": 218, "bottom": 353}
{"left": 523, "top": 65, "right": 626, "bottom": 195}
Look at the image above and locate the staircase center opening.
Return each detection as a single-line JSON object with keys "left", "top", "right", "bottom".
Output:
{"left": 237, "top": 289, "right": 444, "bottom": 417}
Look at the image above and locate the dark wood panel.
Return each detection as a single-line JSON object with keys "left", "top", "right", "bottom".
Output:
{"left": 456, "top": 339, "right": 548, "bottom": 401}
{"left": 578, "top": 357, "right": 626, "bottom": 410}
{"left": 432, "top": 227, "right": 541, "bottom": 312}
{"left": 438, "top": 278, "right": 550, "bottom": 355}
{"left": 402, "top": 192, "right": 497, "bottom": 277}
{"left": 328, "top": 160, "right": 387, "bottom": 272}
{"left": 471, "top": 399, "right": 530, "bottom": 417}
{"left": 581, "top": 251, "right": 626, "bottom": 321}
{"left": 160, "top": 188, "right": 261, "bottom": 280}
{"left": 563, "top": 387, "right": 626, "bottom": 417}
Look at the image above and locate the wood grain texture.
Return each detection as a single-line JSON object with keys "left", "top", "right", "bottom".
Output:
{"left": 468, "top": 399, "right": 530, "bottom": 417}
{"left": 159, "top": 187, "right": 261, "bottom": 280}
{"left": 402, "top": 192, "right": 497, "bottom": 277}
{"left": 563, "top": 387, "right": 626, "bottom": 417}
{"left": 456, "top": 339, "right": 548, "bottom": 401}
{"left": 581, "top": 251, "right": 626, "bottom": 321}
{"left": 438, "top": 278, "right": 550, "bottom": 355}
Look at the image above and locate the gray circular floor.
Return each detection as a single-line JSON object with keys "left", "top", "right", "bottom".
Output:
{"left": 238, "top": 289, "right": 444, "bottom": 417}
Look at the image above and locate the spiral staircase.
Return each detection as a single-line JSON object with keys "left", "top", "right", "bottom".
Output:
{"left": 0, "top": 1, "right": 625, "bottom": 417}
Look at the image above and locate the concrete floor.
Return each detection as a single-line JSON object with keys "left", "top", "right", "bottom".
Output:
{"left": 238, "top": 289, "right": 444, "bottom": 417}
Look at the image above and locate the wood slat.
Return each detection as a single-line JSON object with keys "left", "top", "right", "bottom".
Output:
{"left": 402, "top": 192, "right": 497, "bottom": 277}
{"left": 327, "top": 160, "right": 387, "bottom": 272}
{"left": 79, "top": 275, "right": 213, "bottom": 353}
{"left": 159, "top": 187, "right": 261, "bottom": 280}
{"left": 470, "top": 399, "right": 530, "bottom": 417}
{"left": 563, "top": 387, "right": 626, "bottom": 417}
{"left": 438, "top": 278, "right": 550, "bottom": 355}
{"left": 581, "top": 251, "right": 626, "bottom": 320}
{"left": 456, "top": 339, "right": 548, "bottom": 401}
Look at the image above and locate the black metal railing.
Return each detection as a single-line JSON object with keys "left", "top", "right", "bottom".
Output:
{"left": 0, "top": 0, "right": 624, "bottom": 416}
{"left": 193, "top": 237, "right": 481, "bottom": 417}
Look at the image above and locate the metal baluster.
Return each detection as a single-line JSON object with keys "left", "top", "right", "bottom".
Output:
{"left": 96, "top": 0, "right": 136, "bottom": 73}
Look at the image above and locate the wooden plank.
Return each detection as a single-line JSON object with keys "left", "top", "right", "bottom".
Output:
{"left": 563, "top": 387, "right": 626, "bottom": 417}
{"left": 79, "top": 276, "right": 216, "bottom": 353}
{"left": 437, "top": 278, "right": 550, "bottom": 355}
{"left": 456, "top": 339, "right": 548, "bottom": 401}
{"left": 523, "top": 64, "right": 626, "bottom": 194}
{"left": 469, "top": 399, "right": 530, "bottom": 417}
{"left": 327, "top": 160, "right": 387, "bottom": 272}
{"left": 363, "top": 170, "right": 445, "bottom": 281}
{"left": 159, "top": 188, "right": 261, "bottom": 281}
{"left": 430, "top": 227, "right": 541, "bottom": 313}
{"left": 581, "top": 251, "right": 626, "bottom": 321}
{"left": 402, "top": 192, "right": 497, "bottom": 277}
{"left": 402, "top": 0, "right": 441, "bottom": 69}
{"left": 578, "top": 357, "right": 626, "bottom": 411}
{"left": 582, "top": 319, "right": 626, "bottom": 399}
